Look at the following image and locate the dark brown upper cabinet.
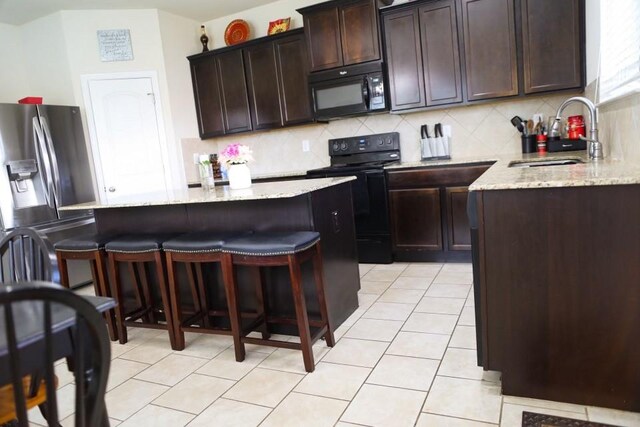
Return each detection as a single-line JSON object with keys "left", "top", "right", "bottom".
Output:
{"left": 419, "top": 0, "right": 463, "bottom": 106}
{"left": 521, "top": 0, "right": 583, "bottom": 94}
{"left": 303, "top": 7, "right": 343, "bottom": 71}
{"left": 461, "top": 0, "right": 518, "bottom": 101}
{"left": 188, "top": 29, "right": 313, "bottom": 139}
{"left": 216, "top": 50, "right": 253, "bottom": 134}
{"left": 299, "top": 0, "right": 382, "bottom": 72}
{"left": 340, "top": 1, "right": 381, "bottom": 66}
{"left": 190, "top": 56, "right": 225, "bottom": 138}
{"left": 383, "top": 0, "right": 463, "bottom": 111}
{"left": 383, "top": 9, "right": 426, "bottom": 111}
{"left": 244, "top": 43, "right": 283, "bottom": 130}
{"left": 274, "top": 34, "right": 314, "bottom": 126}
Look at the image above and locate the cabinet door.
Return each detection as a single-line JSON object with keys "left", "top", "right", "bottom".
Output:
{"left": 461, "top": 0, "right": 518, "bottom": 100}
{"left": 340, "top": 0, "right": 381, "bottom": 66}
{"left": 390, "top": 188, "right": 443, "bottom": 251}
{"left": 383, "top": 9, "right": 426, "bottom": 111}
{"left": 275, "top": 34, "right": 314, "bottom": 126}
{"left": 446, "top": 186, "right": 472, "bottom": 250}
{"left": 419, "top": 0, "right": 463, "bottom": 106}
{"left": 216, "top": 50, "right": 253, "bottom": 134}
{"left": 521, "top": 0, "right": 583, "bottom": 94}
{"left": 190, "top": 56, "right": 225, "bottom": 138}
{"left": 304, "top": 7, "right": 343, "bottom": 72}
{"left": 244, "top": 43, "right": 282, "bottom": 130}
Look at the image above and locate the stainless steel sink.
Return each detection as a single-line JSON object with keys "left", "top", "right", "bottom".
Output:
{"left": 508, "top": 158, "right": 584, "bottom": 168}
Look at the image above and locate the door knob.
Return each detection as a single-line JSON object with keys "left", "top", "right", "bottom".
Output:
{"left": 108, "top": 187, "right": 116, "bottom": 193}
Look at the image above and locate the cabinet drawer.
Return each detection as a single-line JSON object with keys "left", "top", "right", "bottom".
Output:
{"left": 387, "top": 164, "right": 492, "bottom": 189}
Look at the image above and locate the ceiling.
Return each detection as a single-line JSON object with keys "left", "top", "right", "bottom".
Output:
{"left": 0, "top": 0, "right": 280, "bottom": 25}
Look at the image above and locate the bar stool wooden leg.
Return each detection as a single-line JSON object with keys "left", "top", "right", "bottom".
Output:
{"left": 288, "top": 254, "right": 315, "bottom": 373}
{"left": 56, "top": 252, "right": 70, "bottom": 289}
{"left": 254, "top": 267, "right": 271, "bottom": 340}
{"left": 193, "top": 263, "right": 212, "bottom": 328}
{"left": 312, "top": 242, "right": 335, "bottom": 347}
{"left": 186, "top": 263, "right": 205, "bottom": 328}
{"left": 166, "top": 252, "right": 185, "bottom": 350}
{"left": 92, "top": 253, "right": 118, "bottom": 342}
{"left": 136, "top": 262, "right": 157, "bottom": 324}
{"left": 222, "top": 253, "right": 246, "bottom": 362}
{"left": 153, "top": 252, "right": 178, "bottom": 350}
{"left": 108, "top": 254, "right": 128, "bottom": 344}
{"left": 127, "top": 262, "right": 149, "bottom": 323}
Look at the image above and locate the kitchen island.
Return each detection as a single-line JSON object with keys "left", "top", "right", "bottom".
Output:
{"left": 467, "top": 152, "right": 640, "bottom": 411}
{"left": 60, "top": 177, "right": 360, "bottom": 332}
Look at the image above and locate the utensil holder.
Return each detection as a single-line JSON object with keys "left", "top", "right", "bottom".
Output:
{"left": 521, "top": 135, "right": 537, "bottom": 154}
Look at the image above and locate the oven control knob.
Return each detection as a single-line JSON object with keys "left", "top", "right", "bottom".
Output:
{"left": 332, "top": 142, "right": 340, "bottom": 152}
{"left": 386, "top": 137, "right": 392, "bottom": 145}
{"left": 377, "top": 139, "right": 384, "bottom": 146}
{"left": 340, "top": 142, "right": 348, "bottom": 151}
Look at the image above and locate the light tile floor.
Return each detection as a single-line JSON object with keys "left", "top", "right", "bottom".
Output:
{"left": 39, "top": 262, "right": 640, "bottom": 427}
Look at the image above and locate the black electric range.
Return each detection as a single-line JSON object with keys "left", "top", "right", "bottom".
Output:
{"left": 307, "top": 132, "right": 400, "bottom": 263}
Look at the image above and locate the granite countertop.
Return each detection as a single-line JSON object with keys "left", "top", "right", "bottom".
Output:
{"left": 385, "top": 156, "right": 498, "bottom": 170}
{"left": 386, "top": 152, "right": 640, "bottom": 191}
{"left": 469, "top": 152, "right": 640, "bottom": 191}
{"left": 60, "top": 176, "right": 356, "bottom": 210}
{"left": 187, "top": 170, "right": 308, "bottom": 187}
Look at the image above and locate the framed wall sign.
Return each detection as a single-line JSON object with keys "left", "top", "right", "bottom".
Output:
{"left": 97, "top": 29, "right": 134, "bottom": 62}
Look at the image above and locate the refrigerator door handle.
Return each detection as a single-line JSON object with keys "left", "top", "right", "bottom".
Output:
{"left": 40, "top": 117, "right": 62, "bottom": 207}
{"left": 33, "top": 117, "right": 55, "bottom": 209}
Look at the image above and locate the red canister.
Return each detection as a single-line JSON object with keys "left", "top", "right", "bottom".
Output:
{"left": 567, "top": 115, "right": 586, "bottom": 140}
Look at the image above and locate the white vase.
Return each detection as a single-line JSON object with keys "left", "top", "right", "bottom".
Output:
{"left": 227, "top": 163, "right": 252, "bottom": 189}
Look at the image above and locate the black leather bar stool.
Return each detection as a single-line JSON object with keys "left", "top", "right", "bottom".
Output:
{"left": 221, "top": 231, "right": 335, "bottom": 373}
{"left": 105, "top": 234, "right": 178, "bottom": 349}
{"left": 163, "top": 232, "right": 237, "bottom": 351}
{"left": 54, "top": 234, "right": 118, "bottom": 341}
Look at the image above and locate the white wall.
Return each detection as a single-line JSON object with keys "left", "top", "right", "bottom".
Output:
{"left": 58, "top": 9, "right": 187, "bottom": 189}
{"left": 20, "top": 13, "right": 75, "bottom": 105}
{"left": 585, "top": 0, "right": 600, "bottom": 84}
{"left": 0, "top": 23, "right": 30, "bottom": 103}
{"left": 158, "top": 10, "right": 201, "bottom": 152}
{"left": 203, "top": 0, "right": 322, "bottom": 49}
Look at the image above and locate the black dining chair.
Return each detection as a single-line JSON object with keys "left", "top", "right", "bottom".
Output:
{"left": 0, "top": 228, "right": 59, "bottom": 284}
{"left": 0, "top": 281, "right": 111, "bottom": 427}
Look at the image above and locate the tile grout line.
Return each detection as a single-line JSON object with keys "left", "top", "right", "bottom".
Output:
{"left": 336, "top": 263, "right": 440, "bottom": 426}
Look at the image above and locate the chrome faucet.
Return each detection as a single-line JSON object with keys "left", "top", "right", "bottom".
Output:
{"left": 551, "top": 96, "right": 602, "bottom": 160}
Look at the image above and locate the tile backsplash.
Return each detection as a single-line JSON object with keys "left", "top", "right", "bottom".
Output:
{"left": 182, "top": 93, "right": 585, "bottom": 183}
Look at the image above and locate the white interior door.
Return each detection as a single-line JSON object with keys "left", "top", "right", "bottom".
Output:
{"left": 87, "top": 77, "right": 169, "bottom": 202}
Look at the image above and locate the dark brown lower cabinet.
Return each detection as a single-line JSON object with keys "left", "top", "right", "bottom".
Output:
{"left": 387, "top": 163, "right": 491, "bottom": 261}
{"left": 474, "top": 184, "right": 640, "bottom": 411}
{"left": 445, "top": 186, "right": 472, "bottom": 250}
{"left": 390, "top": 188, "right": 443, "bottom": 251}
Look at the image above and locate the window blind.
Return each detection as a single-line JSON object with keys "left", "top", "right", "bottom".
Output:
{"left": 599, "top": 0, "right": 640, "bottom": 103}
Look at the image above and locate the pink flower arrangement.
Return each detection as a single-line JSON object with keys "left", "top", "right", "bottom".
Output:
{"left": 219, "top": 144, "right": 254, "bottom": 167}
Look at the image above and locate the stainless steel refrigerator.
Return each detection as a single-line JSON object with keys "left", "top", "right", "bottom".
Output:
{"left": 0, "top": 103, "right": 97, "bottom": 286}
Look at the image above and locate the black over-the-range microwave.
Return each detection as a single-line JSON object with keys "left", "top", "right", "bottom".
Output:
{"left": 309, "top": 62, "right": 388, "bottom": 120}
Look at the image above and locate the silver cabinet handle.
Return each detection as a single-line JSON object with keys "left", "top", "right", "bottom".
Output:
{"left": 108, "top": 187, "right": 116, "bottom": 193}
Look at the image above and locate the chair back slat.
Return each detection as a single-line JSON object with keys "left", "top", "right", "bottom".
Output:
{"left": 43, "top": 300, "right": 59, "bottom": 426}
{"left": 0, "top": 282, "right": 111, "bottom": 426}
{"left": 3, "top": 301, "right": 28, "bottom": 426}
{"left": 0, "top": 228, "right": 59, "bottom": 285}
{"left": 74, "top": 315, "right": 87, "bottom": 427}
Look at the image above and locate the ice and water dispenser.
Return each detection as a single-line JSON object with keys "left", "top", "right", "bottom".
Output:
{"left": 6, "top": 159, "right": 45, "bottom": 209}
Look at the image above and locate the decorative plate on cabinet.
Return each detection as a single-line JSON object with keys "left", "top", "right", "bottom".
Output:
{"left": 267, "top": 18, "right": 291, "bottom": 35}
{"left": 224, "top": 19, "right": 250, "bottom": 46}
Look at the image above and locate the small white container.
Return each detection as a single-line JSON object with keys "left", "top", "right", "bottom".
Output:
{"left": 227, "top": 163, "right": 252, "bottom": 190}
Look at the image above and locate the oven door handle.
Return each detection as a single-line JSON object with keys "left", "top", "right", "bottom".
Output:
{"left": 362, "top": 77, "right": 370, "bottom": 109}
